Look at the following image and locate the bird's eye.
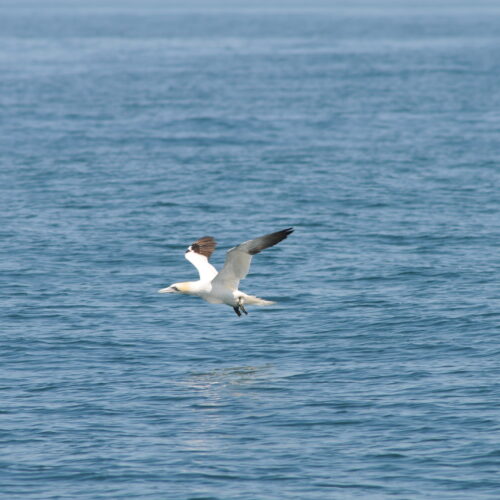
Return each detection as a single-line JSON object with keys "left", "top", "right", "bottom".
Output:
{"left": 172, "top": 286, "right": 179, "bottom": 291}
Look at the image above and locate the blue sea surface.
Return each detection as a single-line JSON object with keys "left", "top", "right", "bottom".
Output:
{"left": 1, "top": 1, "right": 500, "bottom": 498}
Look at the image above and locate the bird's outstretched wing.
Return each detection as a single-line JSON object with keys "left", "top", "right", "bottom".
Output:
{"left": 185, "top": 236, "right": 218, "bottom": 282}
{"left": 212, "top": 228, "right": 293, "bottom": 291}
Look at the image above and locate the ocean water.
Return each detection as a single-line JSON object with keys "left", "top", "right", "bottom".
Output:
{"left": 1, "top": 1, "right": 500, "bottom": 498}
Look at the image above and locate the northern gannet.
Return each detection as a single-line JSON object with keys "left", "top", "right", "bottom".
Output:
{"left": 159, "top": 228, "right": 294, "bottom": 316}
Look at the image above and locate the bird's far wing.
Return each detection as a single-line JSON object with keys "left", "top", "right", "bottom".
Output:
{"left": 184, "top": 236, "right": 218, "bottom": 282}
{"left": 211, "top": 247, "right": 252, "bottom": 291}
{"left": 212, "top": 228, "right": 294, "bottom": 290}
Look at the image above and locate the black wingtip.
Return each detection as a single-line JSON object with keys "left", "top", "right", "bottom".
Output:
{"left": 190, "top": 236, "right": 217, "bottom": 259}
{"left": 270, "top": 227, "right": 295, "bottom": 242}
{"left": 247, "top": 227, "right": 294, "bottom": 255}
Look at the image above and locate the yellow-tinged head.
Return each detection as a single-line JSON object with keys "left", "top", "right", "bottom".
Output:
{"left": 158, "top": 282, "right": 191, "bottom": 294}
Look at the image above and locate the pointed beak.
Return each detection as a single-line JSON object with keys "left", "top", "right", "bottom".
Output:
{"left": 158, "top": 286, "right": 176, "bottom": 293}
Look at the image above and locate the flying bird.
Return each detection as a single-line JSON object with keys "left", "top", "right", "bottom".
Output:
{"left": 159, "top": 228, "right": 294, "bottom": 316}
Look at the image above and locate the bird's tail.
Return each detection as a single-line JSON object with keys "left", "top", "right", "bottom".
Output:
{"left": 243, "top": 294, "right": 275, "bottom": 306}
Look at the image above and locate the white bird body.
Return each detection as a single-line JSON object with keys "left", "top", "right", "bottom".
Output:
{"left": 159, "top": 228, "right": 293, "bottom": 316}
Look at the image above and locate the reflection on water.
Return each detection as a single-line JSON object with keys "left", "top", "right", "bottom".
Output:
{"left": 174, "top": 365, "right": 276, "bottom": 454}
{"left": 189, "top": 364, "right": 274, "bottom": 387}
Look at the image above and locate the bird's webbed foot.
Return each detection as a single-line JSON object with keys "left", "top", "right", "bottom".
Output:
{"left": 233, "top": 306, "right": 242, "bottom": 317}
{"left": 237, "top": 297, "right": 248, "bottom": 315}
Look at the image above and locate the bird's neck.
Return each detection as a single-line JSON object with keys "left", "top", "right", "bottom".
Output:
{"left": 179, "top": 281, "right": 207, "bottom": 295}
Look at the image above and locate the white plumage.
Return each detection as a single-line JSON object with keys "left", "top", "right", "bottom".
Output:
{"left": 159, "top": 228, "right": 294, "bottom": 316}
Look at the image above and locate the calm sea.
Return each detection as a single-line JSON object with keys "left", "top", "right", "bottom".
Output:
{"left": 1, "top": 1, "right": 500, "bottom": 498}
